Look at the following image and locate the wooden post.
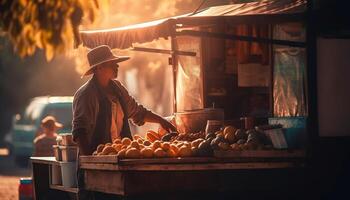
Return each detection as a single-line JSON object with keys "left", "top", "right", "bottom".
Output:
{"left": 171, "top": 25, "right": 178, "bottom": 113}
{"left": 306, "top": 0, "right": 319, "bottom": 162}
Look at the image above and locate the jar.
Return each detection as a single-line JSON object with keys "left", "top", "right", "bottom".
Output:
{"left": 240, "top": 117, "right": 255, "bottom": 129}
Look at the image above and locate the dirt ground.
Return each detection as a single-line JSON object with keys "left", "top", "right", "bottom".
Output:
{"left": 0, "top": 155, "right": 31, "bottom": 200}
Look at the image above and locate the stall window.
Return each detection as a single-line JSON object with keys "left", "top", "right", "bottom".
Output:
{"left": 232, "top": 24, "right": 271, "bottom": 118}
{"left": 175, "top": 36, "right": 203, "bottom": 112}
{"left": 273, "top": 23, "right": 307, "bottom": 117}
{"left": 201, "top": 24, "right": 271, "bottom": 119}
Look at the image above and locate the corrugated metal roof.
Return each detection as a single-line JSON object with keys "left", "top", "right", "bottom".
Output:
{"left": 190, "top": 0, "right": 306, "bottom": 17}
{"left": 80, "top": 0, "right": 307, "bottom": 49}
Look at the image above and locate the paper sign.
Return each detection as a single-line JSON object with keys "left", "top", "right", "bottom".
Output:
{"left": 264, "top": 128, "right": 288, "bottom": 149}
{"left": 238, "top": 63, "right": 270, "bottom": 87}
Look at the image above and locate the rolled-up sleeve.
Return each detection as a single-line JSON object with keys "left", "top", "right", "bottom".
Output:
{"left": 72, "top": 91, "right": 96, "bottom": 141}
{"left": 116, "top": 81, "right": 151, "bottom": 126}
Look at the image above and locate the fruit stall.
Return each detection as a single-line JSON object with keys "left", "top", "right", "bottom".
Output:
{"left": 31, "top": 0, "right": 317, "bottom": 199}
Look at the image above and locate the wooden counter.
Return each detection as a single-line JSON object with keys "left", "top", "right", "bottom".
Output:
{"left": 30, "top": 151, "right": 307, "bottom": 199}
{"left": 79, "top": 151, "right": 306, "bottom": 197}
{"left": 31, "top": 157, "right": 78, "bottom": 200}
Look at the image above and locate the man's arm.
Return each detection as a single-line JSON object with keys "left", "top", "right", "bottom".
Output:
{"left": 74, "top": 129, "right": 91, "bottom": 155}
{"left": 72, "top": 90, "right": 96, "bottom": 155}
{"left": 115, "top": 81, "right": 177, "bottom": 133}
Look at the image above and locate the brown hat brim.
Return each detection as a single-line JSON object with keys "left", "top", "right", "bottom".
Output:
{"left": 82, "top": 56, "right": 130, "bottom": 77}
{"left": 54, "top": 122, "right": 63, "bottom": 129}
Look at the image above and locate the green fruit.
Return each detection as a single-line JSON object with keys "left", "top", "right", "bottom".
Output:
{"left": 198, "top": 140, "right": 212, "bottom": 156}
{"left": 205, "top": 132, "right": 216, "bottom": 140}
{"left": 230, "top": 143, "right": 241, "bottom": 151}
{"left": 237, "top": 139, "right": 246, "bottom": 145}
{"left": 216, "top": 134, "right": 225, "bottom": 142}
{"left": 218, "top": 142, "right": 230, "bottom": 150}
{"left": 191, "top": 147, "right": 199, "bottom": 156}
{"left": 198, "top": 140, "right": 211, "bottom": 151}
{"left": 210, "top": 138, "right": 220, "bottom": 149}
{"left": 161, "top": 132, "right": 177, "bottom": 142}
{"left": 235, "top": 129, "right": 247, "bottom": 140}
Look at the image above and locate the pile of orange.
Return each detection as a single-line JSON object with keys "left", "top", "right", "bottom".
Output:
{"left": 92, "top": 133, "right": 194, "bottom": 159}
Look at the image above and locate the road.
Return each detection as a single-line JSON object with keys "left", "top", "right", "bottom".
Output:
{"left": 0, "top": 154, "right": 31, "bottom": 200}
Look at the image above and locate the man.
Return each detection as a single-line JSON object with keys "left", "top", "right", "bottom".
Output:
{"left": 72, "top": 45, "right": 176, "bottom": 155}
{"left": 33, "top": 116, "right": 61, "bottom": 157}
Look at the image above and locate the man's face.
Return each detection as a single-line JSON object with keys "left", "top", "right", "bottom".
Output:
{"left": 97, "top": 61, "right": 119, "bottom": 80}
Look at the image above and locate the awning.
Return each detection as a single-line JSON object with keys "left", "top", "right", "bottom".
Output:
{"left": 80, "top": 0, "right": 306, "bottom": 49}
{"left": 80, "top": 15, "right": 187, "bottom": 50}
{"left": 187, "top": 0, "right": 306, "bottom": 17}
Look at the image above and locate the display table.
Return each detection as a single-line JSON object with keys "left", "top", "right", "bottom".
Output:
{"left": 31, "top": 151, "right": 307, "bottom": 199}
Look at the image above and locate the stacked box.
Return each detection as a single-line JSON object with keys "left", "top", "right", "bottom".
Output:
{"left": 268, "top": 117, "right": 307, "bottom": 149}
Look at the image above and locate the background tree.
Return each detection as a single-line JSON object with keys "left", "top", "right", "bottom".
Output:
{"left": 0, "top": 0, "right": 98, "bottom": 143}
{"left": 0, "top": 0, "right": 98, "bottom": 60}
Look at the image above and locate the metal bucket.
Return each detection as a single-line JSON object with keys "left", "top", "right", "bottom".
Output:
{"left": 174, "top": 108, "right": 224, "bottom": 134}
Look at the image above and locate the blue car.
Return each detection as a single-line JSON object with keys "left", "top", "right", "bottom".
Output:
{"left": 11, "top": 96, "right": 73, "bottom": 167}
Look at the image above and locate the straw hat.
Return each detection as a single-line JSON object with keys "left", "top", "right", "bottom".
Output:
{"left": 83, "top": 45, "right": 130, "bottom": 76}
{"left": 41, "top": 116, "right": 63, "bottom": 129}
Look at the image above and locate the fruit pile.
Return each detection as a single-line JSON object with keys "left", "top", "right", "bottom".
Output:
{"left": 146, "top": 130, "right": 205, "bottom": 142}
{"left": 209, "top": 126, "right": 273, "bottom": 151}
{"left": 170, "top": 132, "right": 205, "bottom": 142}
{"left": 92, "top": 126, "right": 274, "bottom": 159}
{"left": 92, "top": 133, "right": 194, "bottom": 158}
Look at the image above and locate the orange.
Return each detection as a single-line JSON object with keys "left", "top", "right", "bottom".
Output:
{"left": 101, "top": 146, "right": 116, "bottom": 155}
{"left": 96, "top": 144, "right": 105, "bottom": 153}
{"left": 154, "top": 148, "right": 166, "bottom": 158}
{"left": 113, "top": 138, "right": 121, "bottom": 144}
{"left": 152, "top": 140, "right": 161, "bottom": 150}
{"left": 137, "top": 138, "right": 144, "bottom": 144}
{"left": 133, "top": 134, "right": 142, "bottom": 140}
{"left": 125, "top": 148, "right": 141, "bottom": 159}
{"left": 178, "top": 146, "right": 192, "bottom": 157}
{"left": 141, "top": 148, "right": 153, "bottom": 158}
{"left": 113, "top": 144, "right": 123, "bottom": 152}
{"left": 130, "top": 141, "right": 140, "bottom": 149}
{"left": 161, "top": 142, "right": 171, "bottom": 151}
{"left": 122, "top": 138, "right": 132, "bottom": 146}
{"left": 117, "top": 149, "right": 127, "bottom": 158}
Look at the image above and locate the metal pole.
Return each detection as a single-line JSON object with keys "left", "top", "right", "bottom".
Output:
{"left": 171, "top": 28, "right": 178, "bottom": 113}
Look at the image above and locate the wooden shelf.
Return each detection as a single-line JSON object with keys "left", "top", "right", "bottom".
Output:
{"left": 30, "top": 157, "right": 59, "bottom": 165}
{"left": 79, "top": 152, "right": 305, "bottom": 171}
{"left": 50, "top": 184, "right": 78, "bottom": 193}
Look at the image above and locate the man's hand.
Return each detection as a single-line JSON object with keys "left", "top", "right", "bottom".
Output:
{"left": 158, "top": 117, "right": 177, "bottom": 133}
{"left": 144, "top": 112, "right": 177, "bottom": 133}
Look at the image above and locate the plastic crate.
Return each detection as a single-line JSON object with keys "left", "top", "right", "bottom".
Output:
{"left": 19, "top": 177, "right": 33, "bottom": 200}
{"left": 268, "top": 117, "right": 307, "bottom": 149}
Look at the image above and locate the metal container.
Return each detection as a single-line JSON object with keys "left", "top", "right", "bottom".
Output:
{"left": 60, "top": 133, "right": 76, "bottom": 146}
{"left": 50, "top": 164, "right": 62, "bottom": 185}
{"left": 174, "top": 108, "right": 224, "bottom": 134}
{"left": 60, "top": 161, "right": 77, "bottom": 187}
{"left": 53, "top": 145, "right": 62, "bottom": 161}
{"left": 60, "top": 146, "right": 78, "bottom": 162}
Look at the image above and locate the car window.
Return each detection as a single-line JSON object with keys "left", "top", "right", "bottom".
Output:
{"left": 17, "top": 100, "right": 46, "bottom": 125}
{"left": 41, "top": 104, "right": 72, "bottom": 132}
